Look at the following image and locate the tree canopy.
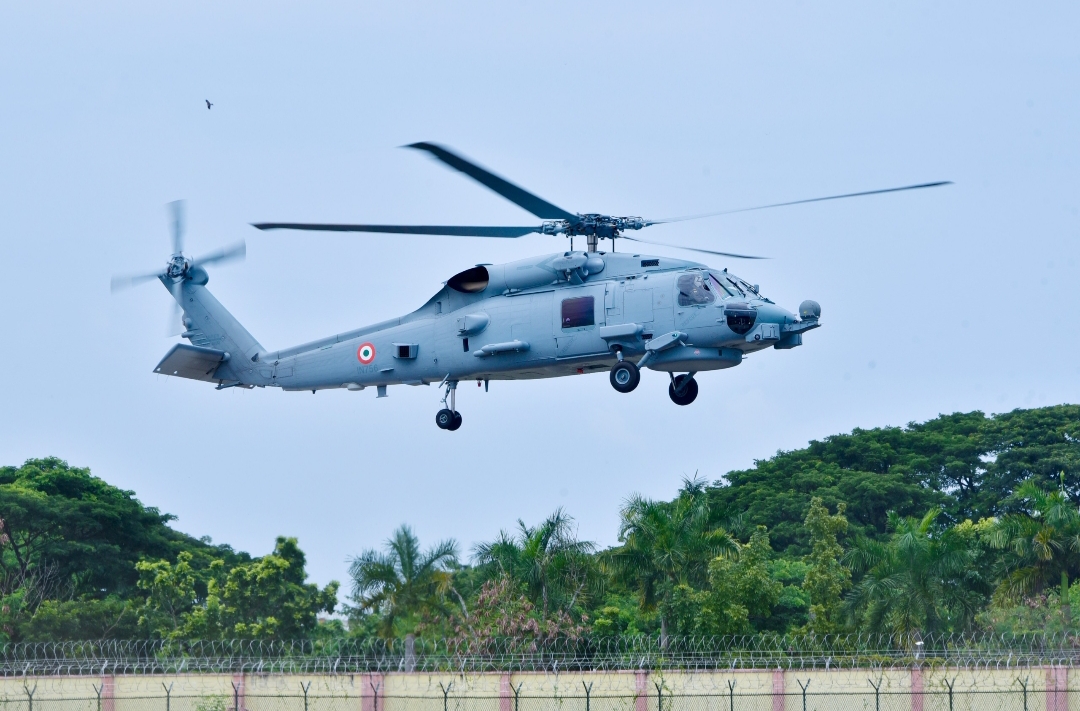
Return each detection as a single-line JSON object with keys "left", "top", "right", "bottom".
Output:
{"left": 2, "top": 405, "right": 1079, "bottom": 642}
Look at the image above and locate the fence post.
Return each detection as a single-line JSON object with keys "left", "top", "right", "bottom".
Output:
{"left": 654, "top": 682, "right": 663, "bottom": 711}
{"left": 796, "top": 679, "right": 810, "bottom": 711}
{"left": 439, "top": 682, "right": 453, "bottom": 711}
{"left": 232, "top": 681, "right": 241, "bottom": 711}
{"left": 943, "top": 677, "right": 954, "bottom": 711}
{"left": 868, "top": 677, "right": 881, "bottom": 711}
{"left": 163, "top": 683, "right": 173, "bottom": 711}
{"left": 512, "top": 683, "right": 522, "bottom": 711}
{"left": 582, "top": 682, "right": 592, "bottom": 711}
{"left": 23, "top": 682, "right": 36, "bottom": 711}
{"left": 299, "top": 682, "right": 311, "bottom": 711}
{"left": 727, "top": 679, "right": 736, "bottom": 711}
{"left": 1010, "top": 674, "right": 1028, "bottom": 708}
{"left": 93, "top": 683, "right": 103, "bottom": 711}
{"left": 369, "top": 682, "right": 380, "bottom": 711}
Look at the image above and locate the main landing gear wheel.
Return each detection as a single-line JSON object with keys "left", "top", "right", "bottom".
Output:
{"left": 448, "top": 412, "right": 462, "bottom": 430}
{"left": 436, "top": 409, "right": 455, "bottom": 429}
{"left": 668, "top": 374, "right": 698, "bottom": 406}
{"left": 610, "top": 361, "right": 640, "bottom": 393}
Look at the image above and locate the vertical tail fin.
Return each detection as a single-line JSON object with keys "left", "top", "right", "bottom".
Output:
{"left": 164, "top": 277, "right": 264, "bottom": 364}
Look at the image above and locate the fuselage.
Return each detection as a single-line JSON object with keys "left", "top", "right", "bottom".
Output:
{"left": 202, "top": 251, "right": 818, "bottom": 392}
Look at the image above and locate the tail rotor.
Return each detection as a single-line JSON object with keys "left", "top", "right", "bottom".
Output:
{"left": 110, "top": 200, "right": 245, "bottom": 336}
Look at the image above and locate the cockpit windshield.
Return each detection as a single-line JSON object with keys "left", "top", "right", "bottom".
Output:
{"left": 709, "top": 271, "right": 763, "bottom": 300}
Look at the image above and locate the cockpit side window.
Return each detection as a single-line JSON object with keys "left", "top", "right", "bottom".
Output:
{"left": 677, "top": 273, "right": 715, "bottom": 306}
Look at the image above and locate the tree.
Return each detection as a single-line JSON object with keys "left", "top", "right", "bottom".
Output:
{"left": 347, "top": 525, "right": 457, "bottom": 638}
{"left": 0, "top": 458, "right": 219, "bottom": 599}
{"left": 431, "top": 575, "right": 588, "bottom": 647}
{"left": 138, "top": 537, "right": 337, "bottom": 640}
{"left": 987, "top": 478, "right": 1080, "bottom": 622}
{"left": 606, "top": 477, "right": 736, "bottom": 645}
{"left": 846, "top": 508, "right": 980, "bottom": 636}
{"left": 667, "top": 526, "right": 782, "bottom": 635}
{"left": 473, "top": 508, "right": 597, "bottom": 615}
{"left": 801, "top": 497, "right": 850, "bottom": 634}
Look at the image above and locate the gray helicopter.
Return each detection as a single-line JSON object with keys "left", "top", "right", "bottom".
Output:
{"left": 113, "top": 143, "right": 949, "bottom": 430}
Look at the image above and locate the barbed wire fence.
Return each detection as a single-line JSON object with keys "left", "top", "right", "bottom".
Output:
{"left": 3, "top": 633, "right": 1080, "bottom": 676}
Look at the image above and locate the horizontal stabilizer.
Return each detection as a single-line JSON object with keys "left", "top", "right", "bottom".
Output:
{"left": 154, "top": 344, "right": 228, "bottom": 382}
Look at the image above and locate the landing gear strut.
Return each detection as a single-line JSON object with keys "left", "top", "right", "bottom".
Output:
{"left": 668, "top": 373, "right": 698, "bottom": 406}
{"left": 436, "top": 380, "right": 462, "bottom": 430}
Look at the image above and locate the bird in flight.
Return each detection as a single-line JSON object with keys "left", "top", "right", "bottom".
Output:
{"left": 205, "top": 100, "right": 213, "bottom": 110}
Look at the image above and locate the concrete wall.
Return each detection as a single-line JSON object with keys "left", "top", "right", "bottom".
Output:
{"left": 0, "top": 668, "right": 1071, "bottom": 711}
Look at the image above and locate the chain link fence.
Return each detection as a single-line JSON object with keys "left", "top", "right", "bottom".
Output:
{"left": 0, "top": 687, "right": 1065, "bottom": 711}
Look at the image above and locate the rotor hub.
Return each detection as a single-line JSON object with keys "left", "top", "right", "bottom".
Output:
{"left": 542, "top": 214, "right": 647, "bottom": 239}
{"left": 166, "top": 255, "right": 189, "bottom": 280}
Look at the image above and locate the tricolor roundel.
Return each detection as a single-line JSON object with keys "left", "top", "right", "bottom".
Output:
{"left": 357, "top": 342, "right": 376, "bottom": 364}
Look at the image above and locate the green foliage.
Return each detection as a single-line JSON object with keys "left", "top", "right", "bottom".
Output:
{"left": 17, "top": 597, "right": 139, "bottom": 641}
{"left": 846, "top": 509, "right": 981, "bottom": 635}
{"left": 473, "top": 509, "right": 598, "bottom": 616}
{"left": 801, "top": 497, "right": 850, "bottom": 633}
{"left": 347, "top": 525, "right": 458, "bottom": 638}
{"left": 0, "top": 457, "right": 215, "bottom": 599}
{"left": 194, "top": 697, "right": 227, "bottom": 711}
{"left": 2, "top": 405, "right": 1078, "bottom": 641}
{"left": 606, "top": 477, "right": 737, "bottom": 638}
{"left": 428, "top": 574, "right": 587, "bottom": 644}
{"left": 664, "top": 526, "right": 782, "bottom": 635}
{"left": 138, "top": 538, "right": 337, "bottom": 639}
{"left": 707, "top": 406, "right": 1080, "bottom": 555}
{"left": 987, "top": 478, "right": 1080, "bottom": 604}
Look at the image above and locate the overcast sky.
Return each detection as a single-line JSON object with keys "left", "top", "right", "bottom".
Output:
{"left": 1, "top": 2, "right": 1077, "bottom": 591}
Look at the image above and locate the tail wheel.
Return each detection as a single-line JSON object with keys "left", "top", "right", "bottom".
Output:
{"left": 668, "top": 375, "right": 698, "bottom": 406}
{"left": 610, "top": 361, "right": 640, "bottom": 393}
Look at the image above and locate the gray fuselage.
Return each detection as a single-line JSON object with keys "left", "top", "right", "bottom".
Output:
{"left": 175, "top": 251, "right": 818, "bottom": 392}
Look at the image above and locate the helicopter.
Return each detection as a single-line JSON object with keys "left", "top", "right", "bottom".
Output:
{"left": 112, "top": 143, "right": 949, "bottom": 430}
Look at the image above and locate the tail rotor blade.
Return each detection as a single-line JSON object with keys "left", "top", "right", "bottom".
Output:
{"left": 110, "top": 270, "right": 165, "bottom": 293}
{"left": 191, "top": 241, "right": 246, "bottom": 269}
{"left": 169, "top": 200, "right": 186, "bottom": 255}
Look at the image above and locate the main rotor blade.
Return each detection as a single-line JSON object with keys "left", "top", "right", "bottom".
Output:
{"left": 251, "top": 223, "right": 542, "bottom": 238}
{"left": 169, "top": 200, "right": 185, "bottom": 254}
{"left": 650, "top": 181, "right": 953, "bottom": 224}
{"left": 404, "top": 142, "right": 577, "bottom": 221}
{"left": 190, "top": 241, "right": 246, "bottom": 269}
{"left": 110, "top": 270, "right": 165, "bottom": 293}
{"left": 619, "top": 235, "right": 767, "bottom": 260}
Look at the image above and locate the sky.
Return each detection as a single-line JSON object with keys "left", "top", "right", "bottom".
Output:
{"left": 1, "top": 2, "right": 1078, "bottom": 593}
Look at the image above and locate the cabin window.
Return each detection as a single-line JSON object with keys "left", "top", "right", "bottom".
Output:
{"left": 677, "top": 273, "right": 715, "bottom": 306}
{"left": 561, "top": 296, "right": 595, "bottom": 329}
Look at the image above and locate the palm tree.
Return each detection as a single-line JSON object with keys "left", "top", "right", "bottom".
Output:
{"left": 347, "top": 524, "right": 458, "bottom": 638}
{"left": 845, "top": 508, "right": 979, "bottom": 636}
{"left": 473, "top": 508, "right": 597, "bottom": 615}
{"left": 605, "top": 476, "right": 736, "bottom": 646}
{"left": 987, "top": 478, "right": 1080, "bottom": 622}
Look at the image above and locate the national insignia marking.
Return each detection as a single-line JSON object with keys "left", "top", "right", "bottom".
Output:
{"left": 357, "top": 342, "right": 376, "bottom": 364}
